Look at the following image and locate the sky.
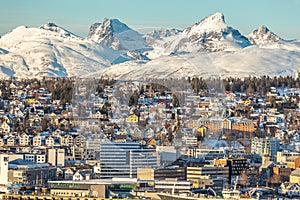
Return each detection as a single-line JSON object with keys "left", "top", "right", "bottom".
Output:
{"left": 0, "top": 0, "right": 300, "bottom": 39}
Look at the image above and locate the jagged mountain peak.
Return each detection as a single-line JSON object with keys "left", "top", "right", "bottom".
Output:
{"left": 146, "top": 28, "right": 182, "bottom": 41}
{"left": 257, "top": 25, "right": 269, "bottom": 33}
{"left": 87, "top": 18, "right": 150, "bottom": 51}
{"left": 248, "top": 25, "right": 283, "bottom": 45}
{"left": 199, "top": 12, "right": 226, "bottom": 27}
{"left": 0, "top": 23, "right": 135, "bottom": 78}
{"left": 39, "top": 22, "right": 78, "bottom": 38}
{"left": 101, "top": 18, "right": 131, "bottom": 34}
{"left": 40, "top": 22, "right": 59, "bottom": 29}
{"left": 185, "top": 12, "right": 227, "bottom": 35}
{"left": 169, "top": 13, "right": 251, "bottom": 52}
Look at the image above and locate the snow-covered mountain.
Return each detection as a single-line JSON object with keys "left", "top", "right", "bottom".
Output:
{"left": 0, "top": 23, "right": 140, "bottom": 78}
{"left": 144, "top": 12, "right": 251, "bottom": 59}
{"left": 181, "top": 12, "right": 251, "bottom": 52}
{"left": 247, "top": 25, "right": 283, "bottom": 45}
{"left": 145, "top": 28, "right": 182, "bottom": 44}
{"left": 0, "top": 12, "right": 300, "bottom": 79}
{"left": 87, "top": 18, "right": 150, "bottom": 51}
{"left": 97, "top": 40, "right": 300, "bottom": 80}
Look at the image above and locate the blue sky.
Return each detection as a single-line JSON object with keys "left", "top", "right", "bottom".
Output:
{"left": 1, "top": 0, "right": 299, "bottom": 39}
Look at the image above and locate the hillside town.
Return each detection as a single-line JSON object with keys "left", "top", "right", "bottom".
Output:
{"left": 1, "top": 76, "right": 300, "bottom": 199}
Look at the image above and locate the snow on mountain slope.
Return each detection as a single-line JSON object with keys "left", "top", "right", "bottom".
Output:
{"left": 144, "top": 12, "right": 251, "bottom": 59}
{"left": 88, "top": 18, "right": 150, "bottom": 51}
{"left": 211, "top": 41, "right": 300, "bottom": 77}
{"left": 247, "top": 25, "right": 283, "bottom": 45}
{"left": 0, "top": 23, "right": 134, "bottom": 78}
{"left": 97, "top": 40, "right": 300, "bottom": 80}
{"left": 182, "top": 13, "right": 251, "bottom": 51}
{"left": 1, "top": 12, "right": 300, "bottom": 80}
{"left": 144, "top": 28, "right": 183, "bottom": 59}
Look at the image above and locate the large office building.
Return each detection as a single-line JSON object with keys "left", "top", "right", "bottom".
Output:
{"left": 99, "top": 142, "right": 158, "bottom": 178}
{"left": 227, "top": 158, "right": 248, "bottom": 184}
{"left": 8, "top": 159, "right": 56, "bottom": 186}
{"left": 251, "top": 137, "right": 280, "bottom": 158}
{"left": 187, "top": 166, "right": 229, "bottom": 181}
{"left": 154, "top": 166, "right": 186, "bottom": 180}
{"left": 186, "top": 147, "right": 226, "bottom": 161}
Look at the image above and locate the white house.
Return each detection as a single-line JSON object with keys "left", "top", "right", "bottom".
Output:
{"left": 1, "top": 121, "right": 10, "bottom": 134}
{"left": 46, "top": 136, "right": 55, "bottom": 147}
{"left": 6, "top": 136, "right": 15, "bottom": 146}
{"left": 19, "top": 133, "right": 29, "bottom": 146}
{"left": 279, "top": 182, "right": 300, "bottom": 198}
{"left": 64, "top": 168, "right": 74, "bottom": 180}
{"left": 33, "top": 135, "right": 42, "bottom": 147}
{"left": 72, "top": 171, "right": 84, "bottom": 181}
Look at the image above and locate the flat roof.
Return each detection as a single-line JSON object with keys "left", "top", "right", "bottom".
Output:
{"left": 49, "top": 178, "right": 138, "bottom": 185}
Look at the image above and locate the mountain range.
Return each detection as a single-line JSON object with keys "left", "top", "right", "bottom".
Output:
{"left": 0, "top": 12, "right": 299, "bottom": 79}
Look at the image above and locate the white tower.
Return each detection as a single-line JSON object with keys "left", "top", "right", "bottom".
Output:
{"left": 0, "top": 154, "right": 8, "bottom": 185}
{"left": 295, "top": 69, "right": 300, "bottom": 80}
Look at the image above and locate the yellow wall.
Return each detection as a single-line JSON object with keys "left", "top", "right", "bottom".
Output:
{"left": 137, "top": 168, "right": 154, "bottom": 180}
{"left": 214, "top": 159, "right": 227, "bottom": 166}
{"left": 126, "top": 115, "right": 139, "bottom": 123}
{"left": 290, "top": 175, "right": 300, "bottom": 184}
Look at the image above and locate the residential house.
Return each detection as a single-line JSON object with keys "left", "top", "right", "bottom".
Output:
{"left": 73, "top": 170, "right": 84, "bottom": 181}
{"left": 64, "top": 168, "right": 74, "bottom": 180}
{"left": 19, "top": 133, "right": 30, "bottom": 146}
{"left": 75, "top": 135, "right": 86, "bottom": 147}
{"left": 36, "top": 155, "right": 46, "bottom": 163}
{"left": 46, "top": 136, "right": 55, "bottom": 147}
{"left": 279, "top": 182, "right": 300, "bottom": 198}
{"left": 126, "top": 114, "right": 139, "bottom": 123}
{"left": 33, "top": 135, "right": 42, "bottom": 147}
{"left": 285, "top": 156, "right": 300, "bottom": 169}
{"left": 290, "top": 168, "right": 300, "bottom": 184}
{"left": 63, "top": 135, "right": 74, "bottom": 146}
{"left": 1, "top": 121, "right": 10, "bottom": 134}
{"left": 6, "top": 136, "right": 15, "bottom": 146}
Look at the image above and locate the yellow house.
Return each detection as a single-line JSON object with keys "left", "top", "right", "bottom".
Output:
{"left": 242, "top": 100, "right": 251, "bottom": 105}
{"left": 197, "top": 126, "right": 207, "bottom": 136}
{"left": 286, "top": 156, "right": 300, "bottom": 169}
{"left": 126, "top": 114, "right": 139, "bottom": 123}
{"left": 147, "top": 138, "right": 156, "bottom": 146}
{"left": 290, "top": 168, "right": 300, "bottom": 184}
{"left": 25, "top": 98, "right": 39, "bottom": 104}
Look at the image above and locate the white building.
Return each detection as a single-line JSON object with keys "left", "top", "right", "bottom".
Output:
{"left": 24, "top": 154, "right": 35, "bottom": 162}
{"left": 155, "top": 179, "right": 192, "bottom": 193}
{"left": 48, "top": 148, "right": 65, "bottom": 167}
{"left": 85, "top": 139, "right": 102, "bottom": 160}
{"left": 186, "top": 147, "right": 226, "bottom": 161}
{"left": 277, "top": 150, "right": 300, "bottom": 163}
{"left": 279, "top": 182, "right": 300, "bottom": 198}
{"left": 156, "top": 145, "right": 178, "bottom": 165}
{"left": 33, "top": 135, "right": 42, "bottom": 146}
{"left": 182, "top": 134, "right": 198, "bottom": 147}
{"left": 0, "top": 154, "right": 8, "bottom": 185}
{"left": 36, "top": 155, "right": 46, "bottom": 163}
{"left": 19, "top": 133, "right": 29, "bottom": 146}
{"left": 251, "top": 137, "right": 280, "bottom": 158}
{"left": 99, "top": 142, "right": 158, "bottom": 178}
